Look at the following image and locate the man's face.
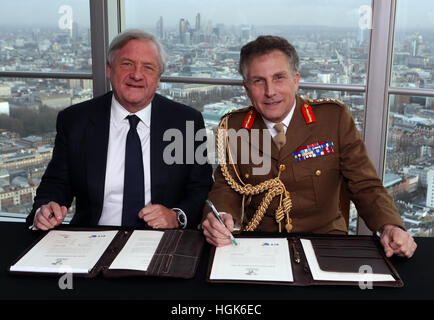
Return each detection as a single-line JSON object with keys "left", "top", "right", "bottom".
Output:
{"left": 107, "top": 39, "right": 161, "bottom": 113}
{"left": 243, "top": 50, "right": 300, "bottom": 123}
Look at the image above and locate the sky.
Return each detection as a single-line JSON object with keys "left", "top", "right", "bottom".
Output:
{"left": 0, "top": 0, "right": 433, "bottom": 30}
{"left": 0, "top": 0, "right": 90, "bottom": 27}
{"left": 126, "top": 0, "right": 373, "bottom": 28}
{"left": 125, "top": 0, "right": 434, "bottom": 30}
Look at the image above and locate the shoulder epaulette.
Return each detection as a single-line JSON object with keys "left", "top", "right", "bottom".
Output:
{"left": 222, "top": 105, "right": 254, "bottom": 117}
{"left": 308, "top": 98, "right": 347, "bottom": 108}
{"left": 301, "top": 102, "right": 316, "bottom": 124}
{"left": 221, "top": 105, "right": 256, "bottom": 130}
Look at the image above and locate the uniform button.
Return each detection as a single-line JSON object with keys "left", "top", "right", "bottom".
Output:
{"left": 315, "top": 170, "right": 322, "bottom": 176}
{"left": 279, "top": 164, "right": 286, "bottom": 172}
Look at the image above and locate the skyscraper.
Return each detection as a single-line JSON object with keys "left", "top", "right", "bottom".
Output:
{"left": 179, "top": 18, "right": 186, "bottom": 44}
{"left": 427, "top": 169, "right": 434, "bottom": 208}
{"left": 185, "top": 32, "right": 191, "bottom": 46}
{"left": 241, "top": 26, "right": 250, "bottom": 42}
{"left": 195, "top": 13, "right": 201, "bottom": 31}
{"left": 156, "top": 16, "right": 164, "bottom": 39}
{"left": 411, "top": 33, "right": 423, "bottom": 57}
{"left": 72, "top": 21, "right": 79, "bottom": 42}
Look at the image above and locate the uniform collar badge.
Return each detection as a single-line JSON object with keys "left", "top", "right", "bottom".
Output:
{"left": 302, "top": 103, "right": 316, "bottom": 124}
{"left": 242, "top": 109, "right": 256, "bottom": 130}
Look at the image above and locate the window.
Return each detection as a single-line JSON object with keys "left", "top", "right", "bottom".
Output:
{"left": 124, "top": 0, "right": 371, "bottom": 85}
{"left": 0, "top": 0, "right": 93, "bottom": 222}
{"left": 0, "top": 0, "right": 92, "bottom": 73}
{"left": 384, "top": 0, "right": 434, "bottom": 236}
{"left": 385, "top": 94, "right": 434, "bottom": 236}
{"left": 391, "top": 0, "right": 434, "bottom": 89}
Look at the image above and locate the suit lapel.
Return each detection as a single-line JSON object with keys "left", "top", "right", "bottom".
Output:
{"left": 150, "top": 94, "right": 168, "bottom": 204}
{"left": 247, "top": 113, "right": 280, "bottom": 162}
{"left": 279, "top": 96, "right": 313, "bottom": 161}
{"left": 86, "top": 93, "right": 112, "bottom": 223}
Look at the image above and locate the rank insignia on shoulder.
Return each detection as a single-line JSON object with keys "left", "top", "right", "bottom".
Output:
{"left": 242, "top": 109, "right": 256, "bottom": 130}
{"left": 302, "top": 103, "right": 316, "bottom": 124}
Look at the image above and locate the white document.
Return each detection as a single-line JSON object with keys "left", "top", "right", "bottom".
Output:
{"left": 300, "top": 239, "right": 395, "bottom": 282}
{"left": 210, "top": 238, "right": 293, "bottom": 282}
{"left": 108, "top": 230, "right": 164, "bottom": 272}
{"left": 10, "top": 230, "right": 118, "bottom": 274}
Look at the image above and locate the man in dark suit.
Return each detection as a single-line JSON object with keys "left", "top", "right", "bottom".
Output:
{"left": 27, "top": 29, "right": 213, "bottom": 230}
{"left": 201, "top": 35, "right": 416, "bottom": 258}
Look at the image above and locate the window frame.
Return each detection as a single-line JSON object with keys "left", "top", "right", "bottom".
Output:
{"left": 0, "top": 0, "right": 110, "bottom": 97}
{"left": 2, "top": 0, "right": 434, "bottom": 234}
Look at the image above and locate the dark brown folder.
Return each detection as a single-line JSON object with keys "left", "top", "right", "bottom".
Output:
{"left": 9, "top": 227, "right": 204, "bottom": 279}
{"left": 207, "top": 234, "right": 403, "bottom": 287}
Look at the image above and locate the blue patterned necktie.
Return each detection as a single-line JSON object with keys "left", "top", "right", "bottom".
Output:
{"left": 121, "top": 115, "right": 145, "bottom": 227}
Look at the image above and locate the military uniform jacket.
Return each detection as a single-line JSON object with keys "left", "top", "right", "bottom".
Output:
{"left": 206, "top": 95, "right": 404, "bottom": 234}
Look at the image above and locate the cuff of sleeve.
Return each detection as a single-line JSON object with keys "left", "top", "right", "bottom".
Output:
{"left": 29, "top": 208, "right": 41, "bottom": 230}
{"left": 376, "top": 224, "right": 406, "bottom": 238}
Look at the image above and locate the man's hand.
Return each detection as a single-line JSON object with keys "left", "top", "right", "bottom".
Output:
{"left": 380, "top": 225, "right": 417, "bottom": 258}
{"left": 201, "top": 212, "right": 234, "bottom": 247}
{"left": 138, "top": 204, "right": 179, "bottom": 229}
{"left": 33, "top": 201, "right": 68, "bottom": 230}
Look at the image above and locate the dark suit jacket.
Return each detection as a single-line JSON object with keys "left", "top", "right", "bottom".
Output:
{"left": 206, "top": 95, "right": 404, "bottom": 234}
{"left": 27, "top": 92, "right": 213, "bottom": 228}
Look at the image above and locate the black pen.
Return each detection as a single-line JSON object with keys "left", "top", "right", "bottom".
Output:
{"left": 206, "top": 200, "right": 238, "bottom": 246}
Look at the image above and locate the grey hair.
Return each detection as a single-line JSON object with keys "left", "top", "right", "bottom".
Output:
{"left": 107, "top": 29, "right": 167, "bottom": 74}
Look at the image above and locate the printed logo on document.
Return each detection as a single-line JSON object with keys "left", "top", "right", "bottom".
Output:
{"left": 245, "top": 268, "right": 259, "bottom": 276}
{"left": 51, "top": 258, "right": 68, "bottom": 266}
{"left": 88, "top": 234, "right": 106, "bottom": 238}
{"left": 261, "top": 242, "right": 280, "bottom": 246}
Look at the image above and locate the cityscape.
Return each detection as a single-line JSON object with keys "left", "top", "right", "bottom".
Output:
{"left": 0, "top": 11, "right": 433, "bottom": 236}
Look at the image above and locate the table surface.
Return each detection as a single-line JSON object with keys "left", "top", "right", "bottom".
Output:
{"left": 1, "top": 221, "right": 433, "bottom": 301}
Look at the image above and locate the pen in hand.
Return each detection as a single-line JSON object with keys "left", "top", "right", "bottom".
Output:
{"left": 206, "top": 200, "right": 238, "bottom": 246}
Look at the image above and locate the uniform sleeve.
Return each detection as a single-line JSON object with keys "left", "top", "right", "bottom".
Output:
{"left": 26, "top": 110, "right": 74, "bottom": 226}
{"left": 202, "top": 115, "right": 244, "bottom": 226}
{"left": 204, "top": 164, "right": 243, "bottom": 227}
{"left": 338, "top": 104, "right": 405, "bottom": 232}
{"left": 173, "top": 112, "right": 213, "bottom": 229}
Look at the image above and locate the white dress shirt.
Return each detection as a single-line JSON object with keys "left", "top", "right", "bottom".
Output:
{"left": 98, "top": 97, "right": 152, "bottom": 226}
{"left": 261, "top": 100, "right": 296, "bottom": 138}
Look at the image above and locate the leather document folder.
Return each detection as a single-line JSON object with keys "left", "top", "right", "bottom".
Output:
{"left": 207, "top": 234, "right": 403, "bottom": 287}
{"left": 9, "top": 227, "right": 204, "bottom": 279}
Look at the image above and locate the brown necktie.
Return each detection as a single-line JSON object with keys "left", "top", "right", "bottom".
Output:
{"left": 273, "top": 123, "right": 286, "bottom": 150}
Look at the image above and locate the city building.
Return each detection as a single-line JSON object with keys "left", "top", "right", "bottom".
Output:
{"left": 0, "top": 99, "right": 10, "bottom": 116}
{"left": 427, "top": 169, "right": 434, "bottom": 208}
{"left": 0, "top": 0, "right": 433, "bottom": 237}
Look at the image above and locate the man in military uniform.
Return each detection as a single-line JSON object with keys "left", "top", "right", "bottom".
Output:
{"left": 202, "top": 35, "right": 416, "bottom": 258}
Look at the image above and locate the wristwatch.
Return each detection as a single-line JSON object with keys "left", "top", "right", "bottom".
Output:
{"left": 173, "top": 208, "right": 187, "bottom": 229}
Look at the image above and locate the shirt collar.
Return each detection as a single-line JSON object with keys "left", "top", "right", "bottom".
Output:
{"left": 261, "top": 99, "right": 296, "bottom": 133}
{"left": 110, "top": 96, "right": 152, "bottom": 128}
